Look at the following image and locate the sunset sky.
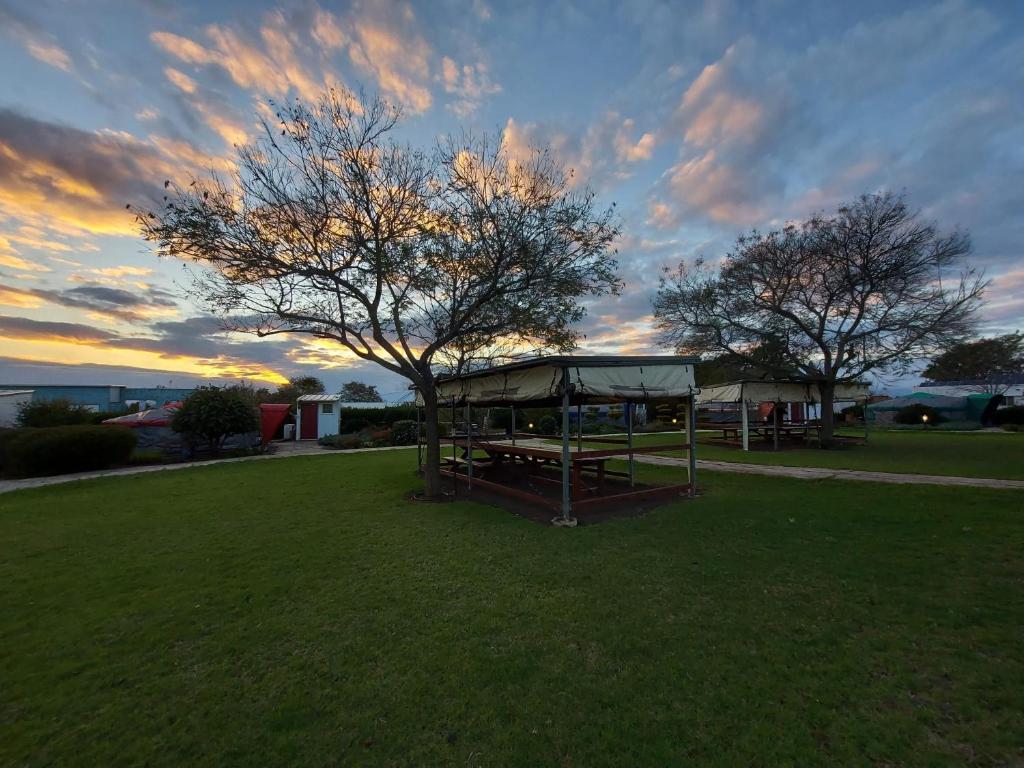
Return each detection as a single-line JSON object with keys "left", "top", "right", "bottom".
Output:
{"left": 0, "top": 0, "right": 1021, "bottom": 397}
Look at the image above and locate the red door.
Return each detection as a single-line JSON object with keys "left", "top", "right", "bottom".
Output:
{"left": 300, "top": 402, "right": 318, "bottom": 439}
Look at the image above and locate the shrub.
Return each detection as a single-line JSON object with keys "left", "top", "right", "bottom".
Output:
{"left": 993, "top": 406, "right": 1024, "bottom": 426}
{"left": 894, "top": 403, "right": 946, "bottom": 425}
{"left": 1001, "top": 423, "right": 1021, "bottom": 432}
{"left": 390, "top": 420, "right": 418, "bottom": 445}
{"left": 16, "top": 398, "right": 94, "bottom": 428}
{"left": 318, "top": 434, "right": 365, "bottom": 450}
{"left": 172, "top": 386, "right": 259, "bottom": 455}
{"left": 1, "top": 425, "right": 137, "bottom": 478}
{"left": 538, "top": 415, "right": 558, "bottom": 435}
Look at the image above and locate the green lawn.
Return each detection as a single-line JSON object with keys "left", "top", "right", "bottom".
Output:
{"left": 573, "top": 428, "right": 1024, "bottom": 480}
{"left": 2, "top": 451, "right": 1022, "bottom": 766}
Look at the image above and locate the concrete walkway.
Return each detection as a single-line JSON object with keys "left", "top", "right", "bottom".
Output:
{"left": 651, "top": 454, "right": 1024, "bottom": 490}
{"left": 2, "top": 439, "right": 1022, "bottom": 495}
{"left": 516, "top": 438, "right": 1024, "bottom": 491}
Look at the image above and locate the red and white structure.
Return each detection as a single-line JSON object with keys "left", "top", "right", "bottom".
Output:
{"left": 296, "top": 393, "right": 342, "bottom": 440}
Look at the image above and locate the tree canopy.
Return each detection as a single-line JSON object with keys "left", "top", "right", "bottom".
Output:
{"left": 654, "top": 192, "right": 985, "bottom": 441}
{"left": 137, "top": 88, "right": 621, "bottom": 496}
{"left": 922, "top": 332, "right": 1023, "bottom": 393}
{"left": 339, "top": 381, "right": 382, "bottom": 402}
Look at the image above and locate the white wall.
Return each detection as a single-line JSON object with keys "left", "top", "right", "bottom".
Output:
{"left": 317, "top": 402, "right": 341, "bottom": 438}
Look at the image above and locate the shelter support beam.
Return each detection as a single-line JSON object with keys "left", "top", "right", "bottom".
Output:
{"left": 773, "top": 403, "right": 780, "bottom": 451}
{"left": 560, "top": 381, "right": 572, "bottom": 522}
{"left": 687, "top": 396, "right": 697, "bottom": 496}
{"left": 741, "top": 400, "right": 750, "bottom": 451}
{"left": 465, "top": 402, "right": 473, "bottom": 489}
{"left": 627, "top": 402, "right": 635, "bottom": 487}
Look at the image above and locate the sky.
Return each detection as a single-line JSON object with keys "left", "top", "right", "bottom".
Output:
{"left": 0, "top": 0, "right": 1021, "bottom": 399}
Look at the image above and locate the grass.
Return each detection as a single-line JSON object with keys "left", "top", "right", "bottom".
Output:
{"left": 2, "top": 450, "right": 1022, "bottom": 766}
{"left": 572, "top": 428, "right": 1024, "bottom": 480}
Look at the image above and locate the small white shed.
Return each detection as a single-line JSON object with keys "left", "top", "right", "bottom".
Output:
{"left": 296, "top": 393, "right": 342, "bottom": 440}
{"left": 0, "top": 390, "right": 33, "bottom": 427}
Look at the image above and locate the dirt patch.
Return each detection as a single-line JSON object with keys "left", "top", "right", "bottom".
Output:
{"left": 442, "top": 463, "right": 693, "bottom": 526}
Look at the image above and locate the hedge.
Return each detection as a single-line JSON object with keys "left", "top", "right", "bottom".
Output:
{"left": 339, "top": 406, "right": 416, "bottom": 428}
{"left": 0, "top": 425, "right": 137, "bottom": 478}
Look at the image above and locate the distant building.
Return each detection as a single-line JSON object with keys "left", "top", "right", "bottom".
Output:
{"left": 0, "top": 384, "right": 197, "bottom": 412}
{"left": 914, "top": 376, "right": 1024, "bottom": 406}
{"left": 0, "top": 390, "right": 34, "bottom": 427}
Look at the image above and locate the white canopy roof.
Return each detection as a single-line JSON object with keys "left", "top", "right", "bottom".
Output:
{"left": 419, "top": 356, "right": 698, "bottom": 406}
{"left": 696, "top": 379, "right": 870, "bottom": 405}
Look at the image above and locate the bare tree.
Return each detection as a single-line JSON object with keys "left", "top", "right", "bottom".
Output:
{"left": 136, "top": 89, "right": 620, "bottom": 496}
{"left": 653, "top": 192, "right": 986, "bottom": 443}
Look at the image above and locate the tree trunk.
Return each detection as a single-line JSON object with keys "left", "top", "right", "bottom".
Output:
{"left": 818, "top": 381, "right": 836, "bottom": 447}
{"left": 420, "top": 388, "right": 444, "bottom": 499}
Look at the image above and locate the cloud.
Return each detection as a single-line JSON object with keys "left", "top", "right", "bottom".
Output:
{"left": 162, "top": 66, "right": 249, "bottom": 147}
{"left": 347, "top": 5, "right": 434, "bottom": 113}
{"left": 501, "top": 112, "right": 657, "bottom": 190}
{"left": 0, "top": 286, "right": 44, "bottom": 309}
{"left": 0, "top": 280, "right": 179, "bottom": 323}
{"left": 0, "top": 315, "right": 117, "bottom": 344}
{"left": 440, "top": 55, "right": 501, "bottom": 117}
{"left": 0, "top": 108, "right": 168, "bottom": 236}
{"left": 0, "top": 4, "right": 73, "bottom": 72}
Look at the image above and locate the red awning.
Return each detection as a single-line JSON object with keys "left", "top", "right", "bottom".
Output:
{"left": 102, "top": 402, "right": 182, "bottom": 428}
{"left": 258, "top": 403, "right": 291, "bottom": 443}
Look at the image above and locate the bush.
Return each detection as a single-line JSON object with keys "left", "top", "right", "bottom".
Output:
{"left": 993, "top": 406, "right": 1024, "bottom": 426}
{"left": 894, "top": 403, "right": 947, "bottom": 425}
{"left": 390, "top": 420, "right": 418, "bottom": 445}
{"left": 1000, "top": 423, "right": 1021, "bottom": 432}
{"left": 172, "top": 386, "right": 259, "bottom": 454}
{"left": 318, "top": 434, "right": 365, "bottom": 450}
{"left": 16, "top": 398, "right": 95, "bottom": 428}
{"left": 538, "top": 415, "right": 558, "bottom": 435}
{"left": 1, "top": 425, "right": 137, "bottom": 478}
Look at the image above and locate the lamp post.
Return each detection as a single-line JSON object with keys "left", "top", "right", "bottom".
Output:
{"left": 922, "top": 414, "right": 929, "bottom": 428}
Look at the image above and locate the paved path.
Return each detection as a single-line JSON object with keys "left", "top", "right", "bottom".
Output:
{"left": 2, "top": 439, "right": 1022, "bottom": 495}
{"left": 656, "top": 455, "right": 1024, "bottom": 490}
{"left": 515, "top": 439, "right": 1024, "bottom": 491}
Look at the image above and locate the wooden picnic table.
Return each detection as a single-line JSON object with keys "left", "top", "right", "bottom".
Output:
{"left": 698, "top": 421, "right": 815, "bottom": 442}
{"left": 445, "top": 439, "right": 609, "bottom": 498}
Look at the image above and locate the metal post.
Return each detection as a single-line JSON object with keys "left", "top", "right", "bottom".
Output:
{"left": 773, "top": 402, "right": 780, "bottom": 451}
{"left": 687, "top": 395, "right": 697, "bottom": 496}
{"left": 560, "top": 381, "right": 571, "bottom": 522}
{"left": 465, "top": 402, "right": 473, "bottom": 490}
{"left": 741, "top": 398, "right": 750, "bottom": 451}
{"left": 627, "top": 402, "right": 635, "bottom": 487}
{"left": 577, "top": 404, "right": 583, "bottom": 454}
{"left": 511, "top": 406, "right": 516, "bottom": 445}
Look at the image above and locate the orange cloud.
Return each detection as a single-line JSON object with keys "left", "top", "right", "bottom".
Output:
{"left": 0, "top": 286, "right": 44, "bottom": 308}
{"left": 349, "top": 19, "right": 433, "bottom": 113}
{"left": 0, "top": 335, "right": 289, "bottom": 385}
